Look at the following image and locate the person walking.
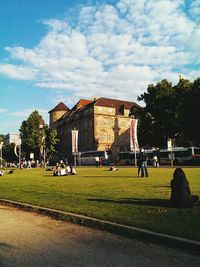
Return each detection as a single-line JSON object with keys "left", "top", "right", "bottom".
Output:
{"left": 138, "top": 149, "right": 148, "bottom": 177}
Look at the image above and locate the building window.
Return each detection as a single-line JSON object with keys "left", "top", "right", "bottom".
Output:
{"left": 99, "top": 133, "right": 104, "bottom": 141}
{"left": 108, "top": 108, "right": 114, "bottom": 113}
{"left": 106, "top": 134, "right": 112, "bottom": 141}
{"left": 98, "top": 119, "right": 104, "bottom": 126}
{"left": 120, "top": 121, "right": 126, "bottom": 127}
{"left": 106, "top": 120, "right": 112, "bottom": 127}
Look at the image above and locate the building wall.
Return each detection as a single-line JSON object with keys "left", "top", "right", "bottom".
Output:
{"left": 4, "top": 133, "right": 20, "bottom": 145}
{"left": 57, "top": 107, "right": 95, "bottom": 159}
{"left": 93, "top": 106, "right": 131, "bottom": 159}
{"left": 55, "top": 104, "right": 132, "bottom": 161}
{"left": 49, "top": 110, "right": 66, "bottom": 126}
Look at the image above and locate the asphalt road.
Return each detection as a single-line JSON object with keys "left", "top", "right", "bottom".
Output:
{"left": 0, "top": 205, "right": 199, "bottom": 267}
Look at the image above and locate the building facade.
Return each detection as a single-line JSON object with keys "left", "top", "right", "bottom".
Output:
{"left": 4, "top": 133, "right": 21, "bottom": 145}
{"left": 49, "top": 97, "right": 138, "bottom": 160}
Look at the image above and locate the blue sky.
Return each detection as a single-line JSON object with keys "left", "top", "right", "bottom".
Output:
{"left": 0, "top": 0, "right": 200, "bottom": 134}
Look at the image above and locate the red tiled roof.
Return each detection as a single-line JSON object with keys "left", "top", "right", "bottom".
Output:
{"left": 71, "top": 99, "right": 93, "bottom": 112}
{"left": 94, "top": 97, "right": 138, "bottom": 114}
{"left": 48, "top": 102, "right": 69, "bottom": 113}
{"left": 60, "top": 99, "right": 93, "bottom": 119}
{"left": 55, "top": 97, "right": 139, "bottom": 122}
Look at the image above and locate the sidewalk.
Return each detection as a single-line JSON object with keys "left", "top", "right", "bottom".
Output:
{"left": 0, "top": 198, "right": 199, "bottom": 252}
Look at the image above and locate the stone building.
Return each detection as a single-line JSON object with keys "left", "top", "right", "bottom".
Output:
{"left": 49, "top": 97, "right": 138, "bottom": 160}
{"left": 49, "top": 102, "right": 70, "bottom": 129}
{"left": 4, "top": 133, "right": 21, "bottom": 145}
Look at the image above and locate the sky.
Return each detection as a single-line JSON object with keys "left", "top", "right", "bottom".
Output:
{"left": 0, "top": 0, "right": 200, "bottom": 134}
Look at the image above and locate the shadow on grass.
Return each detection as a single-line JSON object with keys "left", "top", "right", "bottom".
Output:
{"left": 88, "top": 197, "right": 169, "bottom": 207}
{"left": 81, "top": 176, "right": 138, "bottom": 178}
{"left": 153, "top": 185, "right": 171, "bottom": 188}
{"left": 0, "top": 242, "right": 15, "bottom": 249}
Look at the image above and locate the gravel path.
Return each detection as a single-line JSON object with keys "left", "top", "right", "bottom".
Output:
{"left": 0, "top": 204, "right": 199, "bottom": 267}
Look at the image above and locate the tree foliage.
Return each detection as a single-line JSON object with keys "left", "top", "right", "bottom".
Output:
{"left": 19, "top": 110, "right": 59, "bottom": 160}
{"left": 20, "top": 110, "right": 45, "bottom": 159}
{"left": 3, "top": 143, "right": 18, "bottom": 163}
{"left": 45, "top": 128, "right": 59, "bottom": 161}
{"left": 132, "top": 77, "right": 200, "bottom": 147}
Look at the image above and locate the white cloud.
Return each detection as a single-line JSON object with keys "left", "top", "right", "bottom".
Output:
{"left": 0, "top": 0, "right": 200, "bottom": 102}
{"left": 0, "top": 63, "right": 37, "bottom": 80}
{"left": 9, "top": 108, "right": 49, "bottom": 130}
{"left": 188, "top": 0, "right": 200, "bottom": 23}
{"left": 0, "top": 108, "right": 7, "bottom": 113}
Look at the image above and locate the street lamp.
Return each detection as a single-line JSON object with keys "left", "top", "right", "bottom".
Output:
{"left": 41, "top": 136, "right": 46, "bottom": 168}
{"left": 14, "top": 139, "right": 21, "bottom": 168}
{"left": 39, "top": 120, "right": 46, "bottom": 167}
{"left": 0, "top": 142, "right": 3, "bottom": 168}
{"left": 130, "top": 115, "right": 139, "bottom": 166}
{"left": 71, "top": 128, "right": 78, "bottom": 166}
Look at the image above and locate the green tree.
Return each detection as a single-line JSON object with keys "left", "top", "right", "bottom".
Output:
{"left": 186, "top": 77, "right": 200, "bottom": 145}
{"left": 45, "top": 128, "right": 59, "bottom": 162}
{"left": 131, "top": 77, "right": 199, "bottom": 148}
{"left": 20, "top": 110, "right": 59, "bottom": 162}
{"left": 133, "top": 79, "right": 176, "bottom": 147}
{"left": 20, "top": 110, "right": 45, "bottom": 160}
{"left": 3, "top": 143, "right": 18, "bottom": 163}
{"left": 173, "top": 77, "right": 192, "bottom": 146}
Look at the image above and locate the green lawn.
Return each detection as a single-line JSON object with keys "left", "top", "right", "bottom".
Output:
{"left": 0, "top": 167, "right": 200, "bottom": 241}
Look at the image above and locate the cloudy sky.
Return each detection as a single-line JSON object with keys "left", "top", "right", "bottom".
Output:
{"left": 0, "top": 0, "right": 200, "bottom": 134}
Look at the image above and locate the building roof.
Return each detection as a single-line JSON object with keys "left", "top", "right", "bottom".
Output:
{"left": 94, "top": 97, "right": 137, "bottom": 108}
{"left": 93, "top": 97, "right": 138, "bottom": 115}
{"left": 55, "top": 97, "right": 139, "bottom": 123}
{"left": 48, "top": 102, "right": 69, "bottom": 113}
{"left": 60, "top": 99, "right": 93, "bottom": 120}
{"left": 71, "top": 99, "right": 93, "bottom": 112}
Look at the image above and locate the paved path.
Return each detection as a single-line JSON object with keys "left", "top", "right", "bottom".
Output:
{"left": 0, "top": 205, "right": 199, "bottom": 267}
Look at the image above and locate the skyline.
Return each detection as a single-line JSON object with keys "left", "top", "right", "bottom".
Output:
{"left": 0, "top": 0, "right": 200, "bottom": 134}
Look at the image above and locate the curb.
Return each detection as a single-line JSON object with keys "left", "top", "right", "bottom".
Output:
{"left": 0, "top": 198, "right": 199, "bottom": 252}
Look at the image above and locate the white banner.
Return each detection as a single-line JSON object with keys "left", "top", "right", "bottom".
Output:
{"left": 72, "top": 130, "right": 78, "bottom": 153}
{"left": 130, "top": 119, "right": 139, "bottom": 151}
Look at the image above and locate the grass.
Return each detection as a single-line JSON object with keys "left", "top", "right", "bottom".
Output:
{"left": 0, "top": 166, "right": 200, "bottom": 241}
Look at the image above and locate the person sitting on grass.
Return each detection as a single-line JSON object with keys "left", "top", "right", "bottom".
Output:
{"left": 109, "top": 166, "right": 118, "bottom": 171}
{"left": 70, "top": 166, "right": 77, "bottom": 175}
{"left": 60, "top": 164, "right": 67, "bottom": 176}
{"left": 0, "top": 169, "right": 5, "bottom": 176}
{"left": 66, "top": 165, "right": 71, "bottom": 175}
{"left": 170, "top": 168, "right": 199, "bottom": 208}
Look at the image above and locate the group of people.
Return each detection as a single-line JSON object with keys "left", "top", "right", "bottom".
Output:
{"left": 53, "top": 161, "right": 77, "bottom": 176}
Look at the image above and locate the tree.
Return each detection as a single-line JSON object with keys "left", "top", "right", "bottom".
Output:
{"left": 3, "top": 143, "right": 18, "bottom": 163}
{"left": 45, "top": 128, "right": 59, "bottom": 162}
{"left": 186, "top": 77, "right": 200, "bottom": 145}
{"left": 20, "top": 110, "right": 45, "bottom": 160}
{"left": 132, "top": 79, "right": 176, "bottom": 147}
{"left": 131, "top": 77, "right": 200, "bottom": 148}
{"left": 19, "top": 110, "right": 59, "bottom": 161}
{"left": 173, "top": 77, "right": 192, "bottom": 146}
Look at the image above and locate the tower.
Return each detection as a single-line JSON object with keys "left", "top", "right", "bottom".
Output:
{"left": 48, "top": 102, "right": 69, "bottom": 128}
